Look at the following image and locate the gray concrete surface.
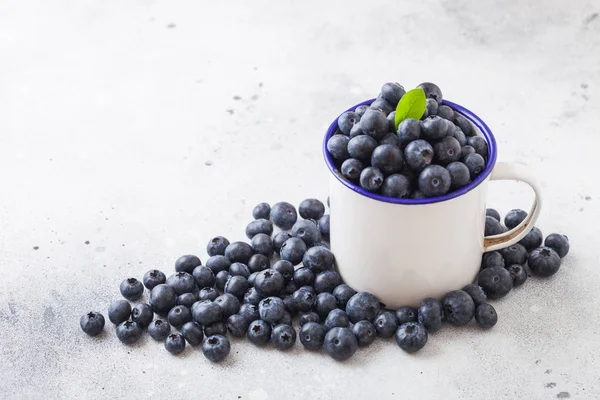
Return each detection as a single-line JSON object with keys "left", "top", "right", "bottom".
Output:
{"left": 1, "top": 0, "right": 600, "bottom": 399}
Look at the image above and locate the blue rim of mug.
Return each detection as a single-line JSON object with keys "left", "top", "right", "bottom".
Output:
{"left": 322, "top": 98, "right": 497, "bottom": 205}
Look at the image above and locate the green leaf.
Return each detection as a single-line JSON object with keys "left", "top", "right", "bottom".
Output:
{"left": 394, "top": 88, "right": 426, "bottom": 130}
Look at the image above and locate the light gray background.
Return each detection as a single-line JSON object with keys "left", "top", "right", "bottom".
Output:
{"left": 1, "top": 0, "right": 599, "bottom": 399}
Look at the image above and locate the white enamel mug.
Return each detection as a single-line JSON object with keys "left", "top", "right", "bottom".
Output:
{"left": 323, "top": 99, "right": 543, "bottom": 309}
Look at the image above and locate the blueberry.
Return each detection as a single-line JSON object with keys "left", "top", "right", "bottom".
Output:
{"left": 346, "top": 292, "right": 380, "bottom": 323}
{"left": 449, "top": 126, "right": 467, "bottom": 146}
{"left": 395, "top": 306, "right": 417, "bottom": 325}
{"left": 417, "top": 298, "right": 444, "bottom": 333}
{"left": 380, "top": 173, "right": 412, "bottom": 198}
{"left": 225, "top": 275, "right": 249, "bottom": 299}
{"left": 280, "top": 237, "right": 307, "bottom": 265}
{"left": 441, "top": 290, "right": 475, "bottom": 326}
{"left": 215, "top": 293, "right": 240, "bottom": 319}
{"left": 302, "top": 246, "right": 335, "bottom": 273}
{"left": 247, "top": 272, "right": 259, "bottom": 287}
{"left": 246, "top": 254, "right": 269, "bottom": 274}
{"left": 454, "top": 114, "right": 473, "bottom": 136}
{"left": 120, "top": 278, "right": 144, "bottom": 301}
{"left": 149, "top": 284, "right": 177, "bottom": 315}
{"left": 148, "top": 319, "right": 170, "bottom": 341}
{"left": 299, "top": 198, "right": 326, "bottom": 220}
{"left": 246, "top": 219, "right": 273, "bottom": 239}
{"left": 350, "top": 320, "right": 375, "bottom": 347}
{"left": 247, "top": 320, "right": 272, "bottom": 346}
{"left": 519, "top": 227, "right": 543, "bottom": 250}
{"left": 164, "top": 333, "right": 186, "bottom": 355}
{"left": 474, "top": 304, "right": 497, "bottom": 329}
{"left": 446, "top": 161, "right": 470, "bottom": 189}
{"left": 239, "top": 303, "right": 260, "bottom": 322}
{"left": 486, "top": 208, "right": 501, "bottom": 222}
{"left": 467, "top": 136, "right": 488, "bottom": 157}
{"left": 314, "top": 270, "right": 342, "bottom": 294}
{"left": 544, "top": 233, "right": 570, "bottom": 258}
{"left": 282, "top": 295, "right": 298, "bottom": 315}
{"left": 299, "top": 322, "right": 325, "bottom": 350}
{"left": 417, "top": 82, "right": 443, "bottom": 103}
{"left": 192, "top": 265, "right": 215, "bottom": 289}
{"left": 485, "top": 216, "right": 505, "bottom": 236}
{"left": 464, "top": 153, "right": 486, "bottom": 179}
{"left": 116, "top": 320, "right": 142, "bottom": 344}
{"left": 359, "top": 167, "right": 384, "bottom": 192}
{"left": 131, "top": 303, "right": 153, "bottom": 328}
{"left": 397, "top": 118, "right": 421, "bottom": 145}
{"left": 395, "top": 322, "right": 428, "bottom": 353}
{"left": 181, "top": 321, "right": 204, "bottom": 346}
{"left": 478, "top": 266, "right": 513, "bottom": 299}
{"left": 506, "top": 264, "right": 527, "bottom": 287}
{"left": 355, "top": 105, "right": 369, "bottom": 117}
{"left": 167, "top": 305, "right": 192, "bottom": 328}
{"left": 276, "top": 311, "right": 293, "bottom": 327}
{"left": 327, "top": 134, "right": 351, "bottom": 161}
{"left": 504, "top": 208, "right": 527, "bottom": 229}
{"left": 361, "top": 108, "right": 390, "bottom": 140}
{"left": 411, "top": 190, "right": 426, "bottom": 199}
{"left": 205, "top": 255, "right": 231, "bottom": 274}
{"left": 318, "top": 214, "right": 330, "bottom": 238}
{"left": 80, "top": 312, "right": 105, "bottom": 336}
{"left": 175, "top": 255, "right": 201, "bottom": 274}
{"left": 108, "top": 300, "right": 132, "bottom": 325}
{"left": 143, "top": 269, "right": 166, "bottom": 290}
{"left": 332, "top": 284, "right": 357, "bottom": 309}
{"left": 341, "top": 158, "right": 364, "bottom": 181}
{"left": 198, "top": 286, "right": 219, "bottom": 302}
{"left": 272, "top": 233, "right": 292, "bottom": 255}
{"left": 283, "top": 280, "right": 299, "bottom": 296}
{"left": 293, "top": 267, "right": 315, "bottom": 286}
{"left": 258, "top": 297, "right": 285, "bottom": 324}
{"left": 482, "top": 251, "right": 505, "bottom": 269}
{"left": 254, "top": 269, "right": 285, "bottom": 296}
{"left": 271, "top": 201, "right": 298, "bottom": 230}
{"left": 433, "top": 136, "right": 461, "bottom": 166}
{"left": 300, "top": 312, "right": 321, "bottom": 326}
{"left": 293, "top": 286, "right": 316, "bottom": 312}
{"left": 418, "top": 165, "right": 451, "bottom": 197}
{"left": 437, "top": 105, "right": 454, "bottom": 120}
{"left": 461, "top": 284, "right": 487, "bottom": 306}
{"left": 348, "top": 135, "right": 378, "bottom": 162}
{"left": 528, "top": 247, "right": 561, "bottom": 277}
{"left": 381, "top": 82, "right": 405, "bottom": 105}
{"left": 374, "top": 311, "right": 398, "bottom": 338}
{"left": 324, "top": 327, "right": 357, "bottom": 361}
{"left": 338, "top": 111, "right": 361, "bottom": 136}
{"left": 227, "top": 314, "right": 249, "bottom": 337}
{"left": 206, "top": 236, "right": 230, "bottom": 257}
{"left": 371, "top": 144, "right": 404, "bottom": 175}
{"left": 272, "top": 324, "right": 297, "bottom": 351}
{"left": 204, "top": 321, "right": 227, "bottom": 336}
{"left": 191, "top": 300, "right": 223, "bottom": 326}
{"left": 461, "top": 145, "right": 476, "bottom": 159}
{"left": 404, "top": 139, "right": 433, "bottom": 171}
{"left": 380, "top": 132, "right": 401, "bottom": 147}
{"left": 203, "top": 335, "right": 230, "bottom": 362}
{"left": 424, "top": 98, "right": 438, "bottom": 118}
{"left": 215, "top": 271, "right": 231, "bottom": 292}
{"left": 420, "top": 116, "right": 449, "bottom": 141}
{"left": 272, "top": 260, "right": 294, "bottom": 282}
{"left": 349, "top": 123, "right": 363, "bottom": 138}
{"left": 291, "top": 220, "right": 321, "bottom": 247}
{"left": 224, "top": 241, "right": 253, "bottom": 264}
{"left": 314, "top": 292, "right": 338, "bottom": 320}
{"left": 166, "top": 272, "right": 196, "bottom": 295}
{"left": 252, "top": 202, "right": 271, "bottom": 220}
{"left": 229, "top": 262, "right": 251, "bottom": 278}
{"left": 500, "top": 244, "right": 528, "bottom": 265}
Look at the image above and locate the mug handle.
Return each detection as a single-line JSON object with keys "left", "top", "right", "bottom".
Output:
{"left": 483, "top": 162, "right": 543, "bottom": 252}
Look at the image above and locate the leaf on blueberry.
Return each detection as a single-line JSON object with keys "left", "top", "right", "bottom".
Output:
{"left": 394, "top": 88, "right": 426, "bottom": 130}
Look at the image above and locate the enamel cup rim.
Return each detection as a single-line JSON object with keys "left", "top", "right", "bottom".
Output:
{"left": 322, "top": 99, "right": 498, "bottom": 205}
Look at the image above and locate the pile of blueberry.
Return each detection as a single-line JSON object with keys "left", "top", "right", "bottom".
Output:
{"left": 327, "top": 82, "right": 489, "bottom": 198}
{"left": 81, "top": 197, "right": 569, "bottom": 362}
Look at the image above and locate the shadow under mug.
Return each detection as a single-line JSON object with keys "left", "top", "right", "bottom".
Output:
{"left": 323, "top": 99, "right": 542, "bottom": 309}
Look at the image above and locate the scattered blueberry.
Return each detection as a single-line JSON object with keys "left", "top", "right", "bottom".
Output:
{"left": 224, "top": 241, "right": 253, "bottom": 264}
{"left": 292, "top": 286, "right": 316, "bottom": 312}
{"left": 271, "top": 202, "right": 298, "bottom": 230}
{"left": 247, "top": 253, "right": 270, "bottom": 273}
{"left": 404, "top": 140, "right": 433, "bottom": 171}
{"left": 181, "top": 321, "right": 204, "bottom": 346}
{"left": 215, "top": 293, "right": 240, "bottom": 319}
{"left": 485, "top": 216, "right": 505, "bottom": 236}
{"left": 204, "top": 321, "right": 227, "bottom": 336}
{"left": 482, "top": 251, "right": 505, "bottom": 269}
{"left": 314, "top": 270, "right": 342, "bottom": 294}
{"left": 166, "top": 272, "right": 197, "bottom": 295}
{"left": 486, "top": 208, "right": 501, "bottom": 222}
{"left": 198, "top": 286, "right": 219, "bottom": 302}
{"left": 324, "top": 309, "right": 350, "bottom": 331}
{"left": 292, "top": 220, "right": 321, "bottom": 247}
{"left": 504, "top": 209, "right": 527, "bottom": 230}
{"left": 227, "top": 314, "right": 249, "bottom": 337}
{"left": 247, "top": 320, "right": 272, "bottom": 346}
{"left": 461, "top": 284, "right": 487, "bottom": 306}
{"left": 351, "top": 320, "right": 376, "bottom": 346}
{"left": 507, "top": 264, "right": 527, "bottom": 287}
{"left": 441, "top": 290, "right": 475, "bottom": 326}
{"left": 318, "top": 214, "right": 330, "bottom": 238}
{"left": 299, "top": 312, "right": 321, "bottom": 326}
{"left": 544, "top": 233, "right": 570, "bottom": 258}
{"left": 167, "top": 305, "right": 192, "bottom": 328}
{"left": 327, "top": 134, "right": 351, "bottom": 161}
{"left": 202, "top": 335, "right": 230, "bottom": 362}
{"left": 332, "top": 284, "right": 357, "bottom": 309}
{"left": 282, "top": 295, "right": 298, "bottom": 315}
{"left": 272, "top": 324, "right": 297, "bottom": 351}
{"left": 149, "top": 284, "right": 177, "bottom": 315}
{"left": 108, "top": 300, "right": 132, "bottom": 325}
{"left": 116, "top": 320, "right": 142, "bottom": 344}
{"left": 225, "top": 275, "right": 249, "bottom": 299}
{"left": 474, "top": 304, "right": 497, "bottom": 329}
{"left": 272, "top": 231, "right": 293, "bottom": 254}
{"left": 131, "top": 303, "right": 153, "bottom": 328}
{"left": 215, "top": 270, "right": 231, "bottom": 292}
{"left": 239, "top": 303, "right": 260, "bottom": 322}
{"left": 324, "top": 327, "right": 358, "bottom": 361}
{"left": 249, "top": 233, "right": 274, "bottom": 257}
{"left": 245, "top": 219, "right": 273, "bottom": 239}
{"left": 528, "top": 247, "right": 561, "bottom": 277}
{"left": 252, "top": 202, "right": 271, "bottom": 220}
{"left": 417, "top": 298, "right": 444, "bottom": 333}
{"left": 143, "top": 269, "right": 166, "bottom": 290}
{"left": 314, "top": 292, "right": 338, "bottom": 320}
{"left": 395, "top": 322, "right": 428, "bottom": 353}
{"left": 80, "top": 312, "right": 105, "bottom": 336}
{"left": 258, "top": 297, "right": 285, "bottom": 324}
{"left": 395, "top": 306, "right": 417, "bottom": 325}
{"left": 283, "top": 279, "right": 299, "bottom": 295}
{"left": 174, "top": 255, "right": 201, "bottom": 274}
{"left": 247, "top": 272, "right": 258, "bottom": 287}
{"left": 120, "top": 278, "right": 144, "bottom": 301}
{"left": 191, "top": 300, "right": 223, "bottom": 326}
{"left": 293, "top": 267, "right": 315, "bottom": 287}
{"left": 418, "top": 165, "right": 451, "bottom": 197}
{"left": 273, "top": 260, "right": 294, "bottom": 282}
{"left": 148, "top": 319, "right": 170, "bottom": 341}
{"left": 206, "top": 236, "right": 230, "bottom": 257}
{"left": 519, "top": 227, "right": 544, "bottom": 250}
{"left": 477, "top": 266, "right": 513, "bottom": 299}
{"left": 192, "top": 265, "right": 215, "bottom": 289}
{"left": 500, "top": 244, "right": 528, "bottom": 265}
{"left": 254, "top": 269, "right": 285, "bottom": 296}
{"left": 374, "top": 311, "right": 399, "bottom": 338}
{"left": 229, "top": 262, "right": 251, "bottom": 278}
{"left": 299, "top": 199, "right": 325, "bottom": 220}
{"left": 205, "top": 255, "right": 231, "bottom": 274}
{"left": 300, "top": 322, "right": 326, "bottom": 351}
{"left": 346, "top": 292, "right": 380, "bottom": 323}
{"left": 280, "top": 237, "right": 307, "bottom": 265}
{"left": 164, "top": 333, "right": 186, "bottom": 355}
{"left": 302, "top": 246, "right": 335, "bottom": 273}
